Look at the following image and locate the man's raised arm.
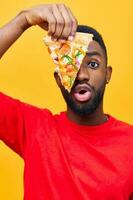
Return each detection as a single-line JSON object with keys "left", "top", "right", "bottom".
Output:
{"left": 0, "top": 4, "right": 77, "bottom": 58}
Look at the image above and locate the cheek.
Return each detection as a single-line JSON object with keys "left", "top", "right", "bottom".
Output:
{"left": 90, "top": 70, "right": 106, "bottom": 90}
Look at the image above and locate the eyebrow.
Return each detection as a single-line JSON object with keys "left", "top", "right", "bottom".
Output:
{"left": 86, "top": 51, "right": 102, "bottom": 57}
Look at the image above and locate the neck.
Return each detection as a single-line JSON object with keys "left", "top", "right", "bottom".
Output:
{"left": 66, "top": 101, "right": 107, "bottom": 126}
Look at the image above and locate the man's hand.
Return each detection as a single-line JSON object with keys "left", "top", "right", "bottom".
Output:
{"left": 0, "top": 3, "right": 78, "bottom": 58}
{"left": 24, "top": 4, "right": 78, "bottom": 40}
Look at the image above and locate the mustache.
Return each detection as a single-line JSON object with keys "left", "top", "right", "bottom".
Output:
{"left": 71, "top": 80, "right": 95, "bottom": 92}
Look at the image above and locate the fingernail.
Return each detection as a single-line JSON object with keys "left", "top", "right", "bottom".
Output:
{"left": 68, "top": 36, "right": 74, "bottom": 41}
{"left": 52, "top": 37, "right": 57, "bottom": 42}
{"left": 59, "top": 39, "right": 65, "bottom": 43}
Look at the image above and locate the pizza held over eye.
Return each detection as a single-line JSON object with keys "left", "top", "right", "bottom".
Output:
{"left": 43, "top": 32, "right": 93, "bottom": 92}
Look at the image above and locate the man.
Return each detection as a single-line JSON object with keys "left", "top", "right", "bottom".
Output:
{"left": 0, "top": 3, "right": 133, "bottom": 200}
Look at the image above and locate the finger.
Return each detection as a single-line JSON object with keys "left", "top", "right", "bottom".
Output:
{"left": 45, "top": 12, "right": 57, "bottom": 36}
{"left": 51, "top": 4, "right": 65, "bottom": 40}
{"left": 58, "top": 4, "right": 73, "bottom": 39}
{"left": 39, "top": 21, "right": 48, "bottom": 31}
{"left": 67, "top": 7, "right": 78, "bottom": 38}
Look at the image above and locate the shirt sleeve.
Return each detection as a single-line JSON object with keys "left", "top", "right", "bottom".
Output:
{"left": 0, "top": 92, "right": 49, "bottom": 158}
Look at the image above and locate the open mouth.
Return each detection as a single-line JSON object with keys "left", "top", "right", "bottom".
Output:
{"left": 73, "top": 84, "right": 92, "bottom": 102}
{"left": 78, "top": 89, "right": 87, "bottom": 94}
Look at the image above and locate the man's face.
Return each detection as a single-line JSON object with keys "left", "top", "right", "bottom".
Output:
{"left": 55, "top": 40, "right": 112, "bottom": 115}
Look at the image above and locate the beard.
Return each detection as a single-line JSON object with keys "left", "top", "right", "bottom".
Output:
{"left": 61, "top": 79, "right": 106, "bottom": 116}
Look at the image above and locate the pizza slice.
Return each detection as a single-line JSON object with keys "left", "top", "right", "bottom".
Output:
{"left": 43, "top": 32, "right": 93, "bottom": 92}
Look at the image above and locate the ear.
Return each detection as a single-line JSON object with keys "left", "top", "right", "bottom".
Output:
{"left": 54, "top": 72, "right": 62, "bottom": 88}
{"left": 106, "top": 66, "right": 112, "bottom": 84}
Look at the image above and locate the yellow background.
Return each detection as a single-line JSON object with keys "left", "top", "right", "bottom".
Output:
{"left": 0, "top": 0, "right": 132, "bottom": 199}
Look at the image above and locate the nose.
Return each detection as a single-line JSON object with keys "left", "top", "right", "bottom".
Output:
{"left": 76, "top": 63, "right": 90, "bottom": 81}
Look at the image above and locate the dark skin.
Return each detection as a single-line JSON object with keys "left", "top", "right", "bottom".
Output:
{"left": 55, "top": 40, "right": 112, "bottom": 126}
{"left": 0, "top": 3, "right": 112, "bottom": 126}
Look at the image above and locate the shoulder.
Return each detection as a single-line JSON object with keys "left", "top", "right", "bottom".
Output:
{"left": 110, "top": 115, "right": 133, "bottom": 133}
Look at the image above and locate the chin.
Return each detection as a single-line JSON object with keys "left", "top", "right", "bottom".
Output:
{"left": 67, "top": 95, "right": 98, "bottom": 116}
{"left": 69, "top": 103, "right": 98, "bottom": 116}
{"left": 62, "top": 87, "right": 104, "bottom": 116}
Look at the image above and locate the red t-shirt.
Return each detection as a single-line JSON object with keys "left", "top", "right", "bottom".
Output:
{"left": 0, "top": 92, "right": 133, "bottom": 200}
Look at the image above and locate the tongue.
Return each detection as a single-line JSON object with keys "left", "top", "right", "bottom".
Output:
{"left": 74, "top": 91, "right": 92, "bottom": 102}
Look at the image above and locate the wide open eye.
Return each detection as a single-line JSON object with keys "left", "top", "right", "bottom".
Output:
{"left": 87, "top": 61, "right": 99, "bottom": 69}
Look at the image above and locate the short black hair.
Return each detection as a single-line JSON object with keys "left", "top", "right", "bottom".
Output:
{"left": 77, "top": 25, "right": 108, "bottom": 64}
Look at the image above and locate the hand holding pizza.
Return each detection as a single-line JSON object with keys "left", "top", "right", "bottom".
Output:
{"left": 0, "top": 3, "right": 77, "bottom": 58}
{"left": 24, "top": 4, "right": 78, "bottom": 40}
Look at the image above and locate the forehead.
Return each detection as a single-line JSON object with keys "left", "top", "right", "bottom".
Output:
{"left": 87, "top": 40, "right": 105, "bottom": 57}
